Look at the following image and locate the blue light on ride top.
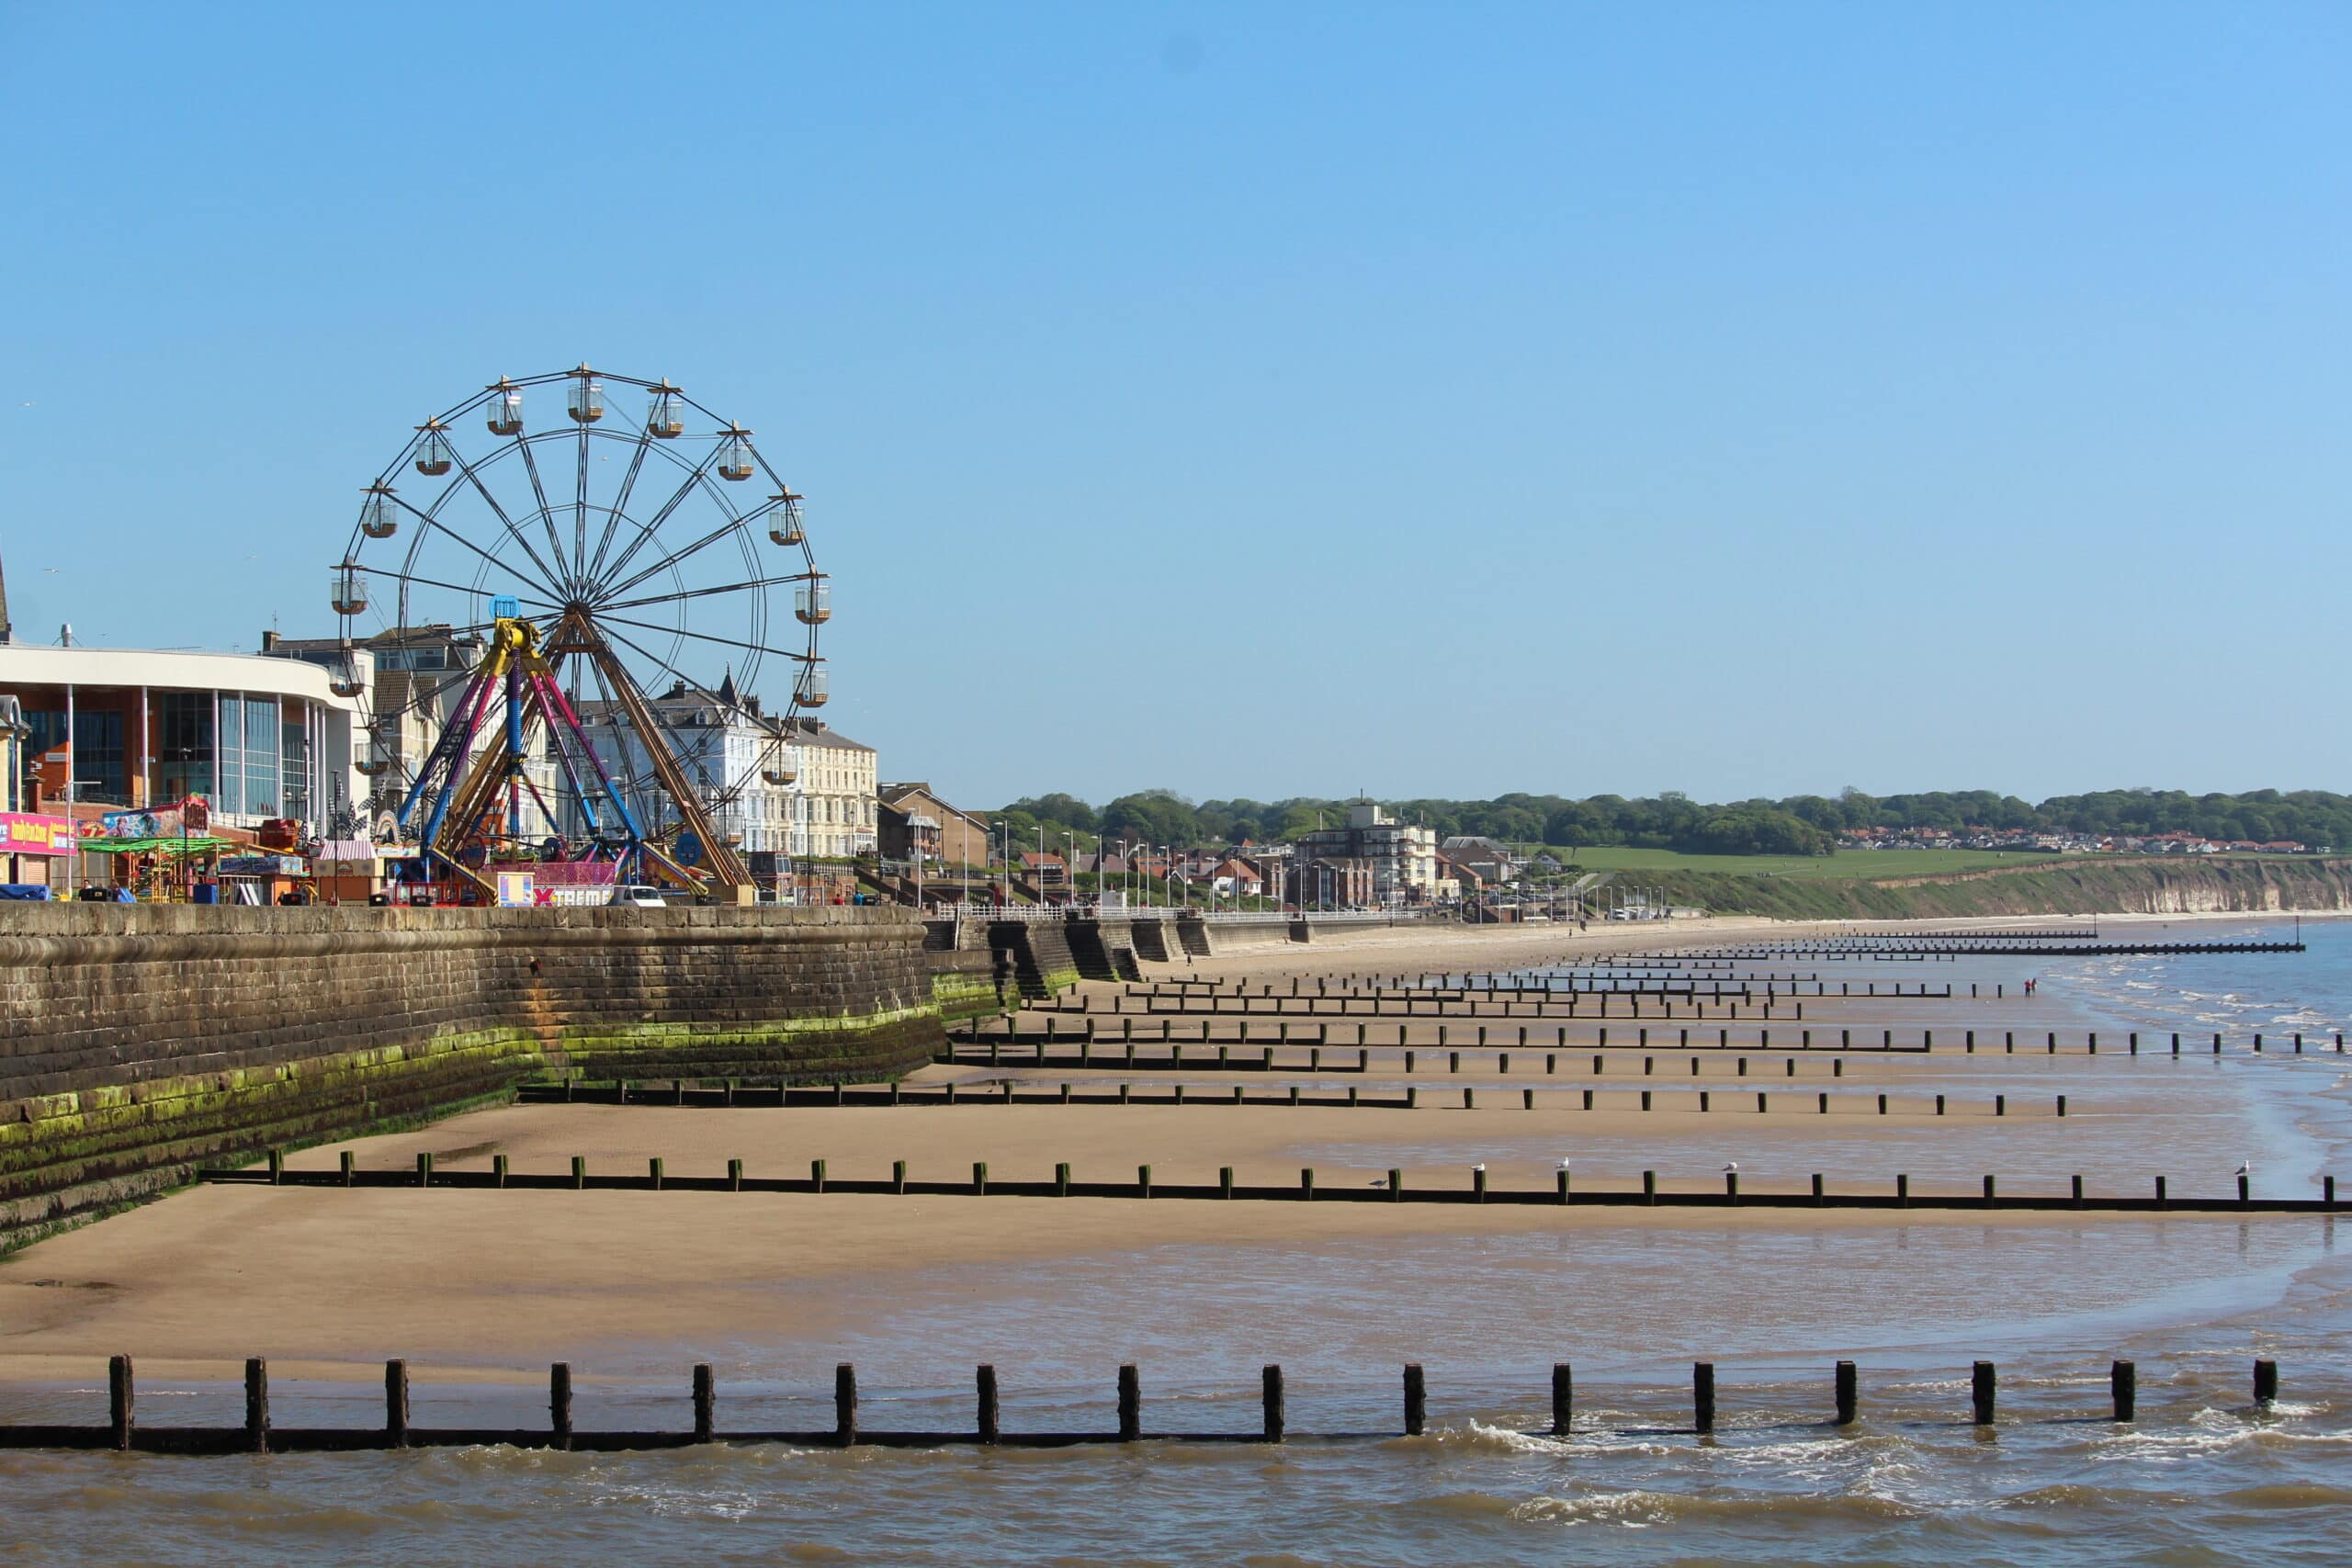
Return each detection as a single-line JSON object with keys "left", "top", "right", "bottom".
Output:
{"left": 491, "top": 595, "right": 521, "bottom": 621}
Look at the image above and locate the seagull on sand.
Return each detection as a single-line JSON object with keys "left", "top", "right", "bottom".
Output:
{"left": 2235, "top": 1161, "right": 2254, "bottom": 1178}
{"left": 1472, "top": 1163, "right": 1487, "bottom": 1173}
{"left": 1556, "top": 1157, "right": 1573, "bottom": 1171}
{"left": 1723, "top": 1161, "right": 1740, "bottom": 1174}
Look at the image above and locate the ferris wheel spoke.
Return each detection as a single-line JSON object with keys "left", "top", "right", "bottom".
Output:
{"left": 573, "top": 417, "right": 593, "bottom": 594}
{"left": 584, "top": 426, "right": 659, "bottom": 588}
{"left": 368, "top": 565, "right": 566, "bottom": 615}
{"left": 595, "top": 621, "right": 764, "bottom": 716}
{"left": 444, "top": 446, "right": 571, "bottom": 597}
{"left": 380, "top": 493, "right": 567, "bottom": 603}
{"left": 596, "top": 515, "right": 752, "bottom": 604}
{"left": 597, "top": 571, "right": 816, "bottom": 615}
{"left": 594, "top": 453, "right": 729, "bottom": 591}
{"left": 592, "top": 611, "right": 810, "bottom": 664}
{"left": 513, "top": 437, "right": 560, "bottom": 580}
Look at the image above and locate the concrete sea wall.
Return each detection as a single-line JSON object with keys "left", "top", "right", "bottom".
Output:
{"left": 0, "top": 905, "right": 969, "bottom": 1250}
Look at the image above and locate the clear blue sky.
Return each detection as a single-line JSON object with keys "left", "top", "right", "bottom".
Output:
{"left": 3, "top": 3, "right": 2345, "bottom": 809}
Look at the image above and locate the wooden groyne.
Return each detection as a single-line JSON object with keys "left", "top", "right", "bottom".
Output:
{"left": 0, "top": 1354, "right": 2294, "bottom": 1453}
{"left": 1656, "top": 940, "right": 2303, "bottom": 958}
{"left": 200, "top": 1158, "right": 2335, "bottom": 1212}
{"left": 511, "top": 1077, "right": 2038, "bottom": 1116}
{"left": 941, "top": 1021, "right": 2345, "bottom": 1055}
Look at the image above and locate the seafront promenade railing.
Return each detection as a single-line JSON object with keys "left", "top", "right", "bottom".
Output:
{"left": 0, "top": 1355, "right": 2293, "bottom": 1453}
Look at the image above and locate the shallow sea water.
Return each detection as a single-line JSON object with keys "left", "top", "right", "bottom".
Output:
{"left": 4, "top": 919, "right": 2350, "bottom": 1564}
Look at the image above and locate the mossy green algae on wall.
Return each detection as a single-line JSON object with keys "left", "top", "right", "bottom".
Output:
{"left": 930, "top": 954, "right": 1004, "bottom": 1024}
{"left": 0, "top": 904, "right": 951, "bottom": 1249}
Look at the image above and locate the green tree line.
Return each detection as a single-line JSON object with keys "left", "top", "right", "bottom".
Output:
{"left": 988, "top": 787, "right": 2351, "bottom": 859}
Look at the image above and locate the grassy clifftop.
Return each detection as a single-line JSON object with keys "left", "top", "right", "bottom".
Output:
{"left": 1617, "top": 855, "right": 2352, "bottom": 919}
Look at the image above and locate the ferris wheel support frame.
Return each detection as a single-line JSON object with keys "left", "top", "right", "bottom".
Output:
{"left": 398, "top": 614, "right": 752, "bottom": 898}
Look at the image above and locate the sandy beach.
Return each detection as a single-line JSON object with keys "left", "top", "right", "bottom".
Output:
{"left": 0, "top": 913, "right": 2322, "bottom": 1393}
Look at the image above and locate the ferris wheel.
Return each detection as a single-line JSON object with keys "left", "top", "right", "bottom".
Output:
{"left": 329, "top": 364, "right": 828, "bottom": 896}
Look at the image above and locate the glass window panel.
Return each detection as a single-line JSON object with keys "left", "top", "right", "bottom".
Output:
{"left": 158, "top": 693, "right": 214, "bottom": 801}
{"left": 74, "top": 711, "right": 126, "bottom": 801}
{"left": 243, "top": 697, "right": 280, "bottom": 815}
{"left": 215, "top": 695, "right": 242, "bottom": 812}
{"left": 280, "top": 712, "right": 311, "bottom": 822}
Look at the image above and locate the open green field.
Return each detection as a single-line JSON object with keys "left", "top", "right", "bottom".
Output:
{"left": 1561, "top": 846, "right": 2066, "bottom": 881}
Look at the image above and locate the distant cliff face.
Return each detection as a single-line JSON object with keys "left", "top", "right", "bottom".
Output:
{"left": 1638, "top": 857, "right": 2352, "bottom": 920}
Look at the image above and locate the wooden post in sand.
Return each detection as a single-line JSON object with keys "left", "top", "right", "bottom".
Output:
{"left": 1692, "top": 1362, "right": 1716, "bottom": 1434}
{"left": 978, "top": 1365, "right": 1000, "bottom": 1444}
{"left": 1835, "top": 1360, "right": 1857, "bottom": 1426}
{"left": 1119, "top": 1364, "right": 1141, "bottom": 1440}
{"left": 1972, "top": 1361, "right": 1996, "bottom": 1425}
{"left": 108, "top": 1355, "right": 133, "bottom": 1450}
{"left": 1552, "top": 1363, "right": 1573, "bottom": 1435}
{"left": 2110, "top": 1360, "right": 2135, "bottom": 1422}
{"left": 244, "top": 1358, "right": 268, "bottom": 1453}
{"left": 835, "top": 1363, "right": 858, "bottom": 1444}
{"left": 1403, "top": 1364, "right": 1426, "bottom": 1435}
{"left": 2255, "top": 1359, "right": 2278, "bottom": 1405}
{"left": 1262, "top": 1365, "right": 1286, "bottom": 1442}
{"left": 386, "top": 1359, "right": 410, "bottom": 1447}
{"left": 694, "top": 1363, "right": 715, "bottom": 1441}
{"left": 550, "top": 1363, "right": 573, "bottom": 1448}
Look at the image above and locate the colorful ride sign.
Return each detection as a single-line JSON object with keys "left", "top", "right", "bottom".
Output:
{"left": 0, "top": 813, "right": 80, "bottom": 855}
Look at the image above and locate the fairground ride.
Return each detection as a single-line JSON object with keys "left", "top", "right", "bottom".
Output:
{"left": 328, "top": 365, "right": 829, "bottom": 901}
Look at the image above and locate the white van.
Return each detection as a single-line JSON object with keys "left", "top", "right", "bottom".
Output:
{"left": 610, "top": 885, "right": 668, "bottom": 908}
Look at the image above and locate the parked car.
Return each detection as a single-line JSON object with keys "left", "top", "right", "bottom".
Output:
{"left": 609, "top": 885, "right": 668, "bottom": 908}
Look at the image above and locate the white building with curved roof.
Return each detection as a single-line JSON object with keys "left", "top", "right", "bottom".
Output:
{"left": 0, "top": 639, "right": 368, "bottom": 833}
